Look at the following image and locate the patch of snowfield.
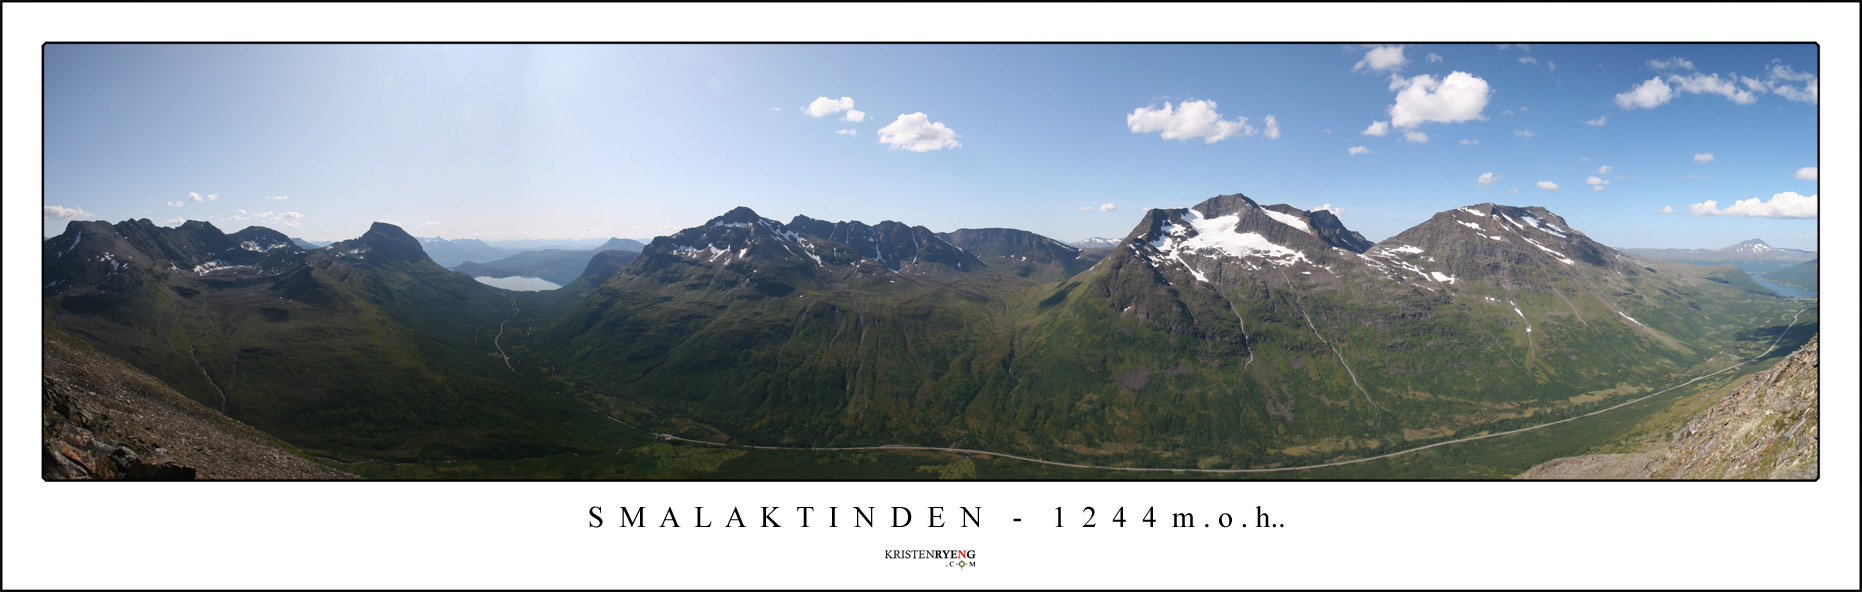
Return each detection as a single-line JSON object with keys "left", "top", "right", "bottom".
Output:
{"left": 1149, "top": 210, "right": 1312, "bottom": 281}
{"left": 192, "top": 260, "right": 254, "bottom": 275}
{"left": 1618, "top": 311, "right": 1645, "bottom": 326}
{"left": 240, "top": 240, "right": 287, "bottom": 253}
{"left": 1458, "top": 207, "right": 1485, "bottom": 217}
{"left": 1261, "top": 209, "right": 1312, "bottom": 234}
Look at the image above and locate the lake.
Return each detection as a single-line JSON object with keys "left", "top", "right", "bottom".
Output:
{"left": 1747, "top": 273, "right": 1816, "bottom": 299}
{"left": 474, "top": 275, "right": 563, "bottom": 291}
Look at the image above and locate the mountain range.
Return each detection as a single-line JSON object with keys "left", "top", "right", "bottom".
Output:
{"left": 41, "top": 192, "right": 1815, "bottom": 476}
{"left": 452, "top": 237, "right": 645, "bottom": 285}
{"left": 1627, "top": 238, "right": 1817, "bottom": 274}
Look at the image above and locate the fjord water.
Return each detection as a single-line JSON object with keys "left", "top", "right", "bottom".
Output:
{"left": 474, "top": 275, "right": 562, "bottom": 291}
{"left": 1748, "top": 273, "right": 1816, "bottom": 298}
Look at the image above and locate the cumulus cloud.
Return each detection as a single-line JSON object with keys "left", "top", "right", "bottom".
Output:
{"left": 1795, "top": 167, "right": 1817, "bottom": 181}
{"left": 1126, "top": 100, "right": 1261, "bottom": 143}
{"left": 1099, "top": 203, "right": 1117, "bottom": 212}
{"left": 1669, "top": 73, "right": 1758, "bottom": 105}
{"left": 1647, "top": 57, "right": 1695, "bottom": 70}
{"left": 1587, "top": 176, "right": 1610, "bottom": 190}
{"left": 1315, "top": 203, "right": 1346, "bottom": 217}
{"left": 1475, "top": 172, "right": 1501, "bottom": 187}
{"left": 839, "top": 109, "right": 866, "bottom": 123}
{"left": 1655, "top": 205, "right": 1677, "bottom": 214}
{"left": 1262, "top": 115, "right": 1281, "bottom": 139}
{"left": 1403, "top": 130, "right": 1429, "bottom": 143}
{"left": 1347, "top": 146, "right": 1373, "bottom": 156}
{"left": 1693, "top": 152, "right": 1714, "bottom": 163}
{"left": 1459, "top": 139, "right": 1478, "bottom": 145}
{"left": 1353, "top": 45, "right": 1407, "bottom": 73}
{"left": 266, "top": 195, "right": 289, "bottom": 200}
{"left": 1427, "top": 53, "right": 1443, "bottom": 63}
{"left": 835, "top": 129, "right": 858, "bottom": 135}
{"left": 804, "top": 96, "right": 856, "bottom": 118}
{"left": 44, "top": 205, "right": 95, "bottom": 220}
{"left": 1584, "top": 114, "right": 1608, "bottom": 126}
{"left": 1508, "top": 188, "right": 1521, "bottom": 195}
{"left": 1766, "top": 62, "right": 1818, "bottom": 103}
{"left": 249, "top": 211, "right": 307, "bottom": 228}
{"left": 1688, "top": 192, "right": 1817, "bottom": 218}
{"left": 165, "top": 200, "right": 185, "bottom": 207}
{"left": 161, "top": 217, "right": 185, "bottom": 226}
{"left": 1596, "top": 165, "right": 1613, "bottom": 175}
{"left": 877, "top": 112, "right": 962, "bottom": 152}
{"left": 1537, "top": 181, "right": 1559, "bottom": 192}
{"left": 1360, "top": 121, "right": 1389, "bottom": 136}
{"left": 1514, "top": 129, "right": 1534, "bottom": 139}
{"left": 1615, "top": 77, "right": 1675, "bottom": 110}
{"left": 1519, "top": 56, "right": 1540, "bottom": 67}
{"left": 186, "top": 192, "right": 217, "bottom": 203}
{"left": 1387, "top": 71, "right": 1492, "bottom": 128}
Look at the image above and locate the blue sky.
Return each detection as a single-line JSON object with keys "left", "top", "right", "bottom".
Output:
{"left": 41, "top": 43, "right": 1820, "bottom": 250}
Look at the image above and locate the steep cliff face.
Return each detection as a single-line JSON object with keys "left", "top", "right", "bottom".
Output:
{"left": 1518, "top": 333, "right": 1818, "bottom": 479}
{"left": 42, "top": 328, "right": 356, "bottom": 480}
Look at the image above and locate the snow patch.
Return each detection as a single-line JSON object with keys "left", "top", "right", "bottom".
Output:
{"left": 55, "top": 231, "right": 83, "bottom": 258}
{"left": 192, "top": 260, "right": 254, "bottom": 275}
{"left": 1430, "top": 271, "right": 1456, "bottom": 284}
{"left": 1386, "top": 245, "right": 1424, "bottom": 254}
{"left": 1455, "top": 220, "right": 1484, "bottom": 231}
{"left": 1618, "top": 311, "right": 1645, "bottom": 326}
{"left": 1150, "top": 209, "right": 1312, "bottom": 269}
{"left": 1261, "top": 209, "right": 1312, "bottom": 234}
{"left": 1458, "top": 207, "right": 1485, "bottom": 217}
{"left": 1519, "top": 215, "right": 1569, "bottom": 238}
{"left": 1520, "top": 236, "right": 1575, "bottom": 265}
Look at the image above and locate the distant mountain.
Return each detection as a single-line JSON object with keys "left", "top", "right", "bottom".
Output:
{"left": 1626, "top": 239, "right": 1816, "bottom": 273}
{"left": 1071, "top": 237, "right": 1122, "bottom": 248}
{"left": 479, "top": 237, "right": 616, "bottom": 252}
{"left": 937, "top": 227, "right": 1105, "bottom": 283}
{"left": 290, "top": 237, "right": 331, "bottom": 250}
{"left": 415, "top": 237, "right": 519, "bottom": 267}
{"left": 1759, "top": 259, "right": 1818, "bottom": 293}
{"left": 451, "top": 237, "right": 644, "bottom": 286}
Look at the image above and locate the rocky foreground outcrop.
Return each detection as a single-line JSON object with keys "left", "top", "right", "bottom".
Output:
{"left": 1518, "top": 333, "right": 1818, "bottom": 479}
{"left": 42, "top": 328, "right": 356, "bottom": 480}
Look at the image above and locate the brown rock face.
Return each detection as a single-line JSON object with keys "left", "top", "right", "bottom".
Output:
{"left": 1517, "top": 333, "right": 1819, "bottom": 480}
{"left": 42, "top": 328, "right": 357, "bottom": 480}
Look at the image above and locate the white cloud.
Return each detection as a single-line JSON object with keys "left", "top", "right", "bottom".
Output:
{"left": 839, "top": 109, "right": 866, "bottom": 123}
{"left": 1795, "top": 167, "right": 1817, "bottom": 181}
{"left": 1689, "top": 192, "right": 1817, "bottom": 218}
{"left": 1099, "top": 203, "right": 1117, "bottom": 212}
{"left": 1347, "top": 146, "right": 1373, "bottom": 156}
{"left": 771, "top": 107, "right": 781, "bottom": 112}
{"left": 1403, "top": 130, "right": 1429, "bottom": 143}
{"left": 804, "top": 97, "right": 856, "bottom": 118}
{"left": 266, "top": 195, "right": 289, "bottom": 200}
{"left": 1360, "top": 120, "right": 1389, "bottom": 136}
{"left": 258, "top": 211, "right": 306, "bottom": 228}
{"left": 1519, "top": 56, "right": 1539, "bottom": 67}
{"left": 1684, "top": 174, "right": 1703, "bottom": 179}
{"left": 1655, "top": 205, "right": 1677, "bottom": 214}
{"left": 1496, "top": 44, "right": 1530, "bottom": 52}
{"left": 1668, "top": 73, "right": 1758, "bottom": 105}
{"left": 1592, "top": 186, "right": 1605, "bottom": 191}
{"left": 1596, "top": 165, "right": 1613, "bottom": 175}
{"left": 1125, "top": 99, "right": 1259, "bottom": 143}
{"left": 1647, "top": 57, "right": 1695, "bottom": 71}
{"left": 877, "top": 112, "right": 962, "bottom": 152}
{"left": 1508, "top": 188, "right": 1521, "bottom": 195}
{"left": 1262, "top": 115, "right": 1281, "bottom": 139}
{"left": 1387, "top": 71, "right": 1492, "bottom": 128}
{"left": 44, "top": 205, "right": 95, "bottom": 220}
{"left": 1316, "top": 203, "right": 1346, "bottom": 217}
{"left": 1615, "top": 77, "right": 1675, "bottom": 110}
{"left": 1475, "top": 172, "right": 1501, "bottom": 187}
{"left": 1427, "top": 53, "right": 1443, "bottom": 63}
{"left": 1353, "top": 45, "right": 1407, "bottom": 73}
{"left": 161, "top": 217, "right": 185, "bottom": 226}
{"left": 1586, "top": 176, "right": 1610, "bottom": 190}
{"left": 1537, "top": 181, "right": 1559, "bottom": 192}
{"left": 1077, "top": 206, "right": 1093, "bottom": 212}
{"left": 1514, "top": 129, "right": 1534, "bottom": 139}
{"left": 1693, "top": 152, "right": 1714, "bottom": 163}
{"left": 188, "top": 192, "right": 206, "bottom": 202}
{"left": 1584, "top": 114, "right": 1608, "bottom": 126}
{"left": 1548, "top": 61, "right": 1555, "bottom": 71}
{"left": 1766, "top": 62, "right": 1818, "bottom": 103}
{"left": 165, "top": 200, "right": 184, "bottom": 207}
{"left": 1459, "top": 139, "right": 1478, "bottom": 145}
{"left": 835, "top": 129, "right": 858, "bottom": 135}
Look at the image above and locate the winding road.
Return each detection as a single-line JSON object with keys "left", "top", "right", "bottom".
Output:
{"left": 494, "top": 298, "right": 519, "bottom": 373}
{"left": 597, "top": 307, "right": 1810, "bottom": 474}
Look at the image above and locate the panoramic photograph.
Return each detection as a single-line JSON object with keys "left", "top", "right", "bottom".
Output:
{"left": 39, "top": 43, "right": 1819, "bottom": 480}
